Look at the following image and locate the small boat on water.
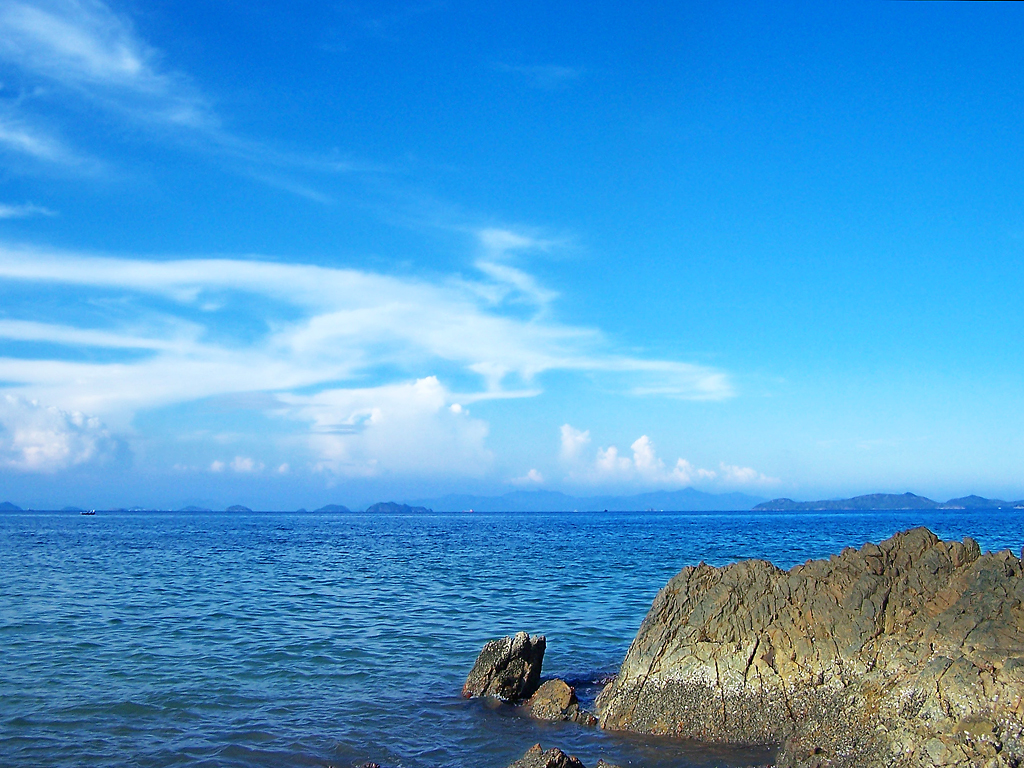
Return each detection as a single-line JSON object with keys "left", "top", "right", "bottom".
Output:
{"left": 81, "top": 510, "right": 96, "bottom": 515}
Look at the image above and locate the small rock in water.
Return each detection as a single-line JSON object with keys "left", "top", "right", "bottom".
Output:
{"left": 462, "top": 631, "right": 545, "bottom": 702}
{"left": 523, "top": 679, "right": 597, "bottom": 726}
{"left": 506, "top": 744, "right": 585, "bottom": 768}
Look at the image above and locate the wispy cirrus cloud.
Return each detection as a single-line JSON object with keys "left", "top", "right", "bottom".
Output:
{"left": 0, "top": 201, "right": 55, "bottom": 218}
{"left": 0, "top": 0, "right": 214, "bottom": 129}
{"left": 0, "top": 231, "right": 733, "bottom": 475}
{"left": 0, "top": 0, "right": 367, "bottom": 190}
{"left": 0, "top": 113, "right": 84, "bottom": 165}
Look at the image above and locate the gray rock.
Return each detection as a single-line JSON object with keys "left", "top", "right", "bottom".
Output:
{"left": 523, "top": 679, "right": 597, "bottom": 726}
{"left": 506, "top": 744, "right": 585, "bottom": 768}
{"left": 596, "top": 527, "right": 1024, "bottom": 768}
{"left": 463, "top": 631, "right": 546, "bottom": 702}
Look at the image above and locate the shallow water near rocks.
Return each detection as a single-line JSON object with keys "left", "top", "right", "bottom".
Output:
{"left": 3, "top": 509, "right": 1023, "bottom": 768}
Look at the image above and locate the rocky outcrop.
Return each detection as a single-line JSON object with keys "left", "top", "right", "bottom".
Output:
{"left": 596, "top": 527, "right": 1024, "bottom": 768}
{"left": 463, "top": 632, "right": 546, "bottom": 701}
{"left": 505, "top": 744, "right": 585, "bottom": 768}
{"left": 523, "top": 679, "right": 597, "bottom": 726}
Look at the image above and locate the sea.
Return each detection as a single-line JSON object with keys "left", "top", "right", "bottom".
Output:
{"left": 3, "top": 508, "right": 1023, "bottom": 768}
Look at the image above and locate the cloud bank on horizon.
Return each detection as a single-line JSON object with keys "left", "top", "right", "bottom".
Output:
{"left": 0, "top": 0, "right": 1021, "bottom": 506}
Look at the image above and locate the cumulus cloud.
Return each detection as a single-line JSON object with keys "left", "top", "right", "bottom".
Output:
{"left": 0, "top": 394, "right": 119, "bottom": 471}
{"left": 595, "top": 444, "right": 633, "bottom": 479}
{"left": 719, "top": 462, "right": 779, "bottom": 486}
{"left": 230, "top": 456, "right": 262, "bottom": 473}
{"left": 275, "top": 376, "right": 492, "bottom": 478}
{"left": 510, "top": 468, "right": 544, "bottom": 486}
{"left": 630, "top": 435, "right": 663, "bottom": 478}
{"left": 561, "top": 426, "right": 773, "bottom": 489}
{"left": 671, "top": 458, "right": 718, "bottom": 484}
{"left": 560, "top": 424, "right": 591, "bottom": 462}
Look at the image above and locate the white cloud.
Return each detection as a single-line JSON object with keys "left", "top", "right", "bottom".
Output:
{"left": 630, "top": 435, "right": 664, "bottom": 478}
{"left": 0, "top": 0, "right": 351, "bottom": 189}
{"left": 671, "top": 458, "right": 717, "bottom": 484}
{"left": 0, "top": 245, "right": 733, "bottom": 423}
{"left": 276, "top": 376, "right": 491, "bottom": 478}
{"left": 719, "top": 462, "right": 779, "bottom": 487}
{"left": 477, "top": 227, "right": 547, "bottom": 257}
{"left": 510, "top": 468, "right": 544, "bottom": 485}
{"left": 561, "top": 429, "right": 772, "bottom": 489}
{"left": 0, "top": 114, "right": 86, "bottom": 165}
{"left": 230, "top": 456, "right": 262, "bottom": 473}
{"left": 595, "top": 444, "right": 632, "bottom": 479}
{"left": 0, "top": 202, "right": 55, "bottom": 218}
{"left": 209, "top": 460, "right": 224, "bottom": 472}
{"left": 472, "top": 228, "right": 560, "bottom": 308}
{"left": 0, "top": 243, "right": 736, "bottom": 479}
{"left": 560, "top": 424, "right": 591, "bottom": 462}
{"left": 276, "top": 462, "right": 289, "bottom": 474}
{"left": 0, "top": 394, "right": 118, "bottom": 471}
{"left": 0, "top": 0, "right": 213, "bottom": 128}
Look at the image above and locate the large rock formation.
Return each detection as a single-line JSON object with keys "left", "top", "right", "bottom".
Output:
{"left": 596, "top": 527, "right": 1024, "bottom": 767}
{"left": 463, "top": 632, "right": 546, "bottom": 701}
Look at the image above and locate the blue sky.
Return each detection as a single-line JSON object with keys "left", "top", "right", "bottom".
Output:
{"left": 0, "top": 1, "right": 1022, "bottom": 509}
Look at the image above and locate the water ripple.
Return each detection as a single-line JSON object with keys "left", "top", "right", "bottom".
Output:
{"left": 2, "top": 509, "right": 1022, "bottom": 767}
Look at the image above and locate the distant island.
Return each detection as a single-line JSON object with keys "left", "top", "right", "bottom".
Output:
{"left": 2, "top": 490, "right": 1022, "bottom": 514}
{"left": 755, "top": 492, "right": 1024, "bottom": 511}
{"left": 365, "top": 501, "right": 432, "bottom": 514}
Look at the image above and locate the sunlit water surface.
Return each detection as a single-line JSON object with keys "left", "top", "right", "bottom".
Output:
{"left": 3, "top": 509, "right": 1023, "bottom": 768}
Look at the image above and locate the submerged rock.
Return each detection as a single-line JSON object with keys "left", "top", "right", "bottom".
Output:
{"left": 463, "top": 632, "right": 546, "bottom": 702}
{"left": 506, "top": 744, "right": 585, "bottom": 768}
{"left": 595, "top": 527, "right": 1024, "bottom": 768}
{"left": 523, "top": 679, "right": 597, "bottom": 726}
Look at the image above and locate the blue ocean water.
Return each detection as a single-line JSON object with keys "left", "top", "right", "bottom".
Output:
{"left": 2, "top": 509, "right": 1023, "bottom": 768}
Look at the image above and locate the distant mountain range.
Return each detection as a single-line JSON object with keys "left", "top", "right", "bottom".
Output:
{"left": 755, "top": 492, "right": 1024, "bottom": 511}
{"left": 2, "top": 490, "right": 1021, "bottom": 513}
{"left": 410, "top": 488, "right": 767, "bottom": 512}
